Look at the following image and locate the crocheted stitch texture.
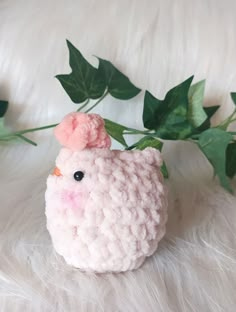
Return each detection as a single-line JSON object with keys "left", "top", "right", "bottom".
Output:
{"left": 45, "top": 147, "right": 167, "bottom": 272}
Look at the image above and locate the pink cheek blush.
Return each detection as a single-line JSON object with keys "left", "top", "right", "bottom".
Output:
{"left": 61, "top": 189, "right": 88, "bottom": 217}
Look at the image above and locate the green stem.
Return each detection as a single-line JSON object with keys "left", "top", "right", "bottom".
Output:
{"left": 123, "top": 129, "right": 153, "bottom": 135}
{"left": 0, "top": 94, "right": 108, "bottom": 144}
{"left": 77, "top": 99, "right": 90, "bottom": 112}
{"left": 217, "top": 108, "right": 236, "bottom": 130}
{"left": 1, "top": 98, "right": 91, "bottom": 139}
{"left": 0, "top": 123, "right": 58, "bottom": 140}
{"left": 16, "top": 134, "right": 37, "bottom": 146}
{"left": 17, "top": 123, "right": 58, "bottom": 135}
{"left": 191, "top": 134, "right": 200, "bottom": 139}
{"left": 0, "top": 137, "right": 15, "bottom": 141}
{"left": 84, "top": 90, "right": 109, "bottom": 113}
{"left": 229, "top": 118, "right": 236, "bottom": 123}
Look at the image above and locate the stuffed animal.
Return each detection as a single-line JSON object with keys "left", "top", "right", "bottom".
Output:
{"left": 45, "top": 112, "right": 168, "bottom": 273}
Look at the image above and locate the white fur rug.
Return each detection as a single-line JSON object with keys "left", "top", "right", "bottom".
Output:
{"left": 1, "top": 0, "right": 236, "bottom": 311}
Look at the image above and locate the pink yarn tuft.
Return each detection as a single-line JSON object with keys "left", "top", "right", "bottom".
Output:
{"left": 54, "top": 112, "right": 111, "bottom": 151}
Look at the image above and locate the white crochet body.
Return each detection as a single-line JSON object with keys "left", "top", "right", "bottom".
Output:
{"left": 45, "top": 147, "right": 168, "bottom": 273}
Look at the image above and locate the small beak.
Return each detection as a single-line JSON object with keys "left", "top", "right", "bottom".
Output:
{"left": 52, "top": 167, "right": 62, "bottom": 176}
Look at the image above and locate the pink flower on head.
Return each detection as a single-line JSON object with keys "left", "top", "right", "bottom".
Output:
{"left": 54, "top": 112, "right": 111, "bottom": 151}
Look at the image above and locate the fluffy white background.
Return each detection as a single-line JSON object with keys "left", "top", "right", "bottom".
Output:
{"left": 1, "top": 0, "right": 236, "bottom": 311}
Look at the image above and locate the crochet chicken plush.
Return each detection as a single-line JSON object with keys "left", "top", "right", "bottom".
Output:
{"left": 45, "top": 112, "right": 168, "bottom": 273}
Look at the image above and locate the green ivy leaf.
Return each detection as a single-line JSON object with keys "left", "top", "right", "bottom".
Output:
{"left": 56, "top": 40, "right": 106, "bottom": 103}
{"left": 127, "top": 136, "right": 163, "bottom": 151}
{"left": 104, "top": 119, "right": 128, "bottom": 147}
{"left": 126, "top": 136, "right": 169, "bottom": 178}
{"left": 204, "top": 106, "right": 220, "bottom": 119}
{"left": 97, "top": 58, "right": 141, "bottom": 100}
{"left": 0, "top": 117, "right": 15, "bottom": 144}
{"left": 0, "top": 101, "right": 9, "bottom": 138}
{"left": 196, "top": 105, "right": 220, "bottom": 132}
{"left": 143, "top": 76, "right": 194, "bottom": 139}
{"left": 230, "top": 92, "right": 236, "bottom": 105}
{"left": 198, "top": 128, "right": 233, "bottom": 193}
{"left": 226, "top": 142, "right": 236, "bottom": 178}
{"left": 188, "top": 80, "right": 207, "bottom": 128}
{"left": 0, "top": 118, "right": 5, "bottom": 134}
{"left": 0, "top": 100, "right": 8, "bottom": 118}
{"left": 161, "top": 162, "right": 169, "bottom": 179}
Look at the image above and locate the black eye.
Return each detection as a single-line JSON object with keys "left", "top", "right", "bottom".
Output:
{"left": 73, "top": 171, "right": 84, "bottom": 181}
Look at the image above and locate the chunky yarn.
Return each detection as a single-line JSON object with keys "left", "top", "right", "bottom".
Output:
{"left": 45, "top": 147, "right": 167, "bottom": 272}
{"left": 54, "top": 112, "right": 111, "bottom": 151}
